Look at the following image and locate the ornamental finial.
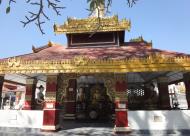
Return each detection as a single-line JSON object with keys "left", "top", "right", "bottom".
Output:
{"left": 90, "top": 0, "right": 105, "bottom": 17}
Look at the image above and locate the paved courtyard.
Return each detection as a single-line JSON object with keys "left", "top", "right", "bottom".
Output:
{"left": 0, "top": 120, "right": 190, "bottom": 136}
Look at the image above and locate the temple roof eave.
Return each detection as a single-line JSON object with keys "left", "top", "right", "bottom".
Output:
{"left": 1, "top": 51, "right": 190, "bottom": 74}
{"left": 1, "top": 56, "right": 190, "bottom": 74}
{"left": 1, "top": 42, "right": 190, "bottom": 74}
{"left": 54, "top": 27, "right": 130, "bottom": 34}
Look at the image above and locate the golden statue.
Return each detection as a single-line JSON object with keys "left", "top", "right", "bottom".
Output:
{"left": 92, "top": 89, "right": 101, "bottom": 104}
{"left": 90, "top": 84, "right": 106, "bottom": 105}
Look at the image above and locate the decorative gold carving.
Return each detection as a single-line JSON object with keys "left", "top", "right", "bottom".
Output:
{"left": 56, "top": 73, "right": 116, "bottom": 104}
{"left": 130, "top": 36, "right": 152, "bottom": 48}
{"left": 7, "top": 57, "right": 21, "bottom": 67}
{"left": 73, "top": 56, "right": 89, "bottom": 66}
{"left": 90, "top": 84, "right": 103, "bottom": 104}
{"left": 57, "top": 73, "right": 79, "bottom": 104}
{"left": 54, "top": 15, "right": 131, "bottom": 34}
{"left": 57, "top": 74, "right": 68, "bottom": 104}
{"left": 94, "top": 74, "right": 116, "bottom": 101}
{"left": 130, "top": 36, "right": 144, "bottom": 42}
{"left": 0, "top": 54, "right": 190, "bottom": 74}
{"left": 147, "top": 53, "right": 166, "bottom": 64}
{"left": 115, "top": 92, "right": 128, "bottom": 101}
{"left": 45, "top": 92, "right": 56, "bottom": 102}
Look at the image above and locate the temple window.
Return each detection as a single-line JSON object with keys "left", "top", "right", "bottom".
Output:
{"left": 127, "top": 86, "right": 145, "bottom": 110}
{"left": 127, "top": 88, "right": 145, "bottom": 97}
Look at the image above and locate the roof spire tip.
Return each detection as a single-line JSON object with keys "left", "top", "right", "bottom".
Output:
{"left": 48, "top": 41, "right": 53, "bottom": 47}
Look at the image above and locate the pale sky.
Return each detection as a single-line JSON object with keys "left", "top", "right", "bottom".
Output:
{"left": 0, "top": 0, "right": 190, "bottom": 58}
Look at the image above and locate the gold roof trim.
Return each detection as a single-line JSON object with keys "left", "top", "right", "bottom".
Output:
{"left": 1, "top": 54, "right": 190, "bottom": 74}
{"left": 130, "top": 36, "right": 153, "bottom": 48}
{"left": 32, "top": 41, "right": 57, "bottom": 53}
{"left": 54, "top": 15, "right": 131, "bottom": 34}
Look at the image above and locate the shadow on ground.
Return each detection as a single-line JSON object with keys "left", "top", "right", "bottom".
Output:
{"left": 57, "top": 120, "right": 116, "bottom": 136}
{"left": 1, "top": 120, "right": 190, "bottom": 136}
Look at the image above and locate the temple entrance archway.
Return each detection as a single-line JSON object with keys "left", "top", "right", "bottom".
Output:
{"left": 75, "top": 75, "right": 114, "bottom": 120}
{"left": 57, "top": 73, "right": 116, "bottom": 121}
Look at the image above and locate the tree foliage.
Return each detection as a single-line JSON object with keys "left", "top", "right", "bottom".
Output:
{"left": 0, "top": 0, "right": 138, "bottom": 34}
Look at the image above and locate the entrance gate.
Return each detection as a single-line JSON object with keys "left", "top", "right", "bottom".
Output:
{"left": 75, "top": 76, "right": 113, "bottom": 120}
{"left": 57, "top": 74, "right": 116, "bottom": 120}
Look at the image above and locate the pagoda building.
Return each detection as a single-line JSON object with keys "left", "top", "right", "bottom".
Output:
{"left": 1, "top": 2, "right": 190, "bottom": 133}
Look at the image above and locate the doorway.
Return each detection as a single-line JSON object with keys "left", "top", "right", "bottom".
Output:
{"left": 75, "top": 76, "right": 114, "bottom": 121}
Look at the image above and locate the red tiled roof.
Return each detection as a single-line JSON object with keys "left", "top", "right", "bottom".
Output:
{"left": 0, "top": 42, "right": 189, "bottom": 61}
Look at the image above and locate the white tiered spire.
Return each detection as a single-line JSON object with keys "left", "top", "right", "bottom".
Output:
{"left": 91, "top": 1, "right": 105, "bottom": 17}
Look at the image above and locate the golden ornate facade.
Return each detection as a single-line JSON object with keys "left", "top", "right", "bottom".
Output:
{"left": 54, "top": 15, "right": 131, "bottom": 34}
{"left": 56, "top": 73, "right": 116, "bottom": 104}
{"left": 1, "top": 54, "right": 190, "bottom": 74}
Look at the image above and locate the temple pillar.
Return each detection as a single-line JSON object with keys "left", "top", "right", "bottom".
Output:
{"left": 183, "top": 73, "right": 190, "bottom": 109}
{"left": 23, "top": 78, "right": 37, "bottom": 110}
{"left": 144, "top": 84, "right": 150, "bottom": 101}
{"left": 64, "top": 79, "right": 77, "bottom": 119}
{"left": 157, "top": 77, "right": 170, "bottom": 109}
{"left": 0, "top": 75, "right": 4, "bottom": 109}
{"left": 42, "top": 74, "right": 60, "bottom": 131}
{"left": 114, "top": 74, "right": 131, "bottom": 133}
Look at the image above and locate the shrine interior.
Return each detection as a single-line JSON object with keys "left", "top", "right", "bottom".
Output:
{"left": 0, "top": 71, "right": 188, "bottom": 121}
